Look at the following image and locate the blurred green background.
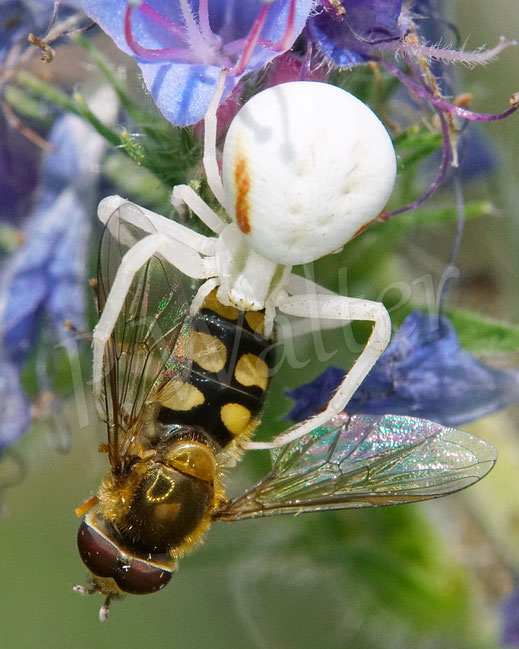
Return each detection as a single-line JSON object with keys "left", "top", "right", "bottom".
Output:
{"left": 2, "top": 2, "right": 519, "bottom": 648}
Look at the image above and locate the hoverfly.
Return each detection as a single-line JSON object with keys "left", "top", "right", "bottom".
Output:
{"left": 74, "top": 205, "right": 496, "bottom": 621}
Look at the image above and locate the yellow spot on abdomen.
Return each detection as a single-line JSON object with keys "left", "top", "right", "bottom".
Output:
{"left": 245, "top": 311, "right": 266, "bottom": 335}
{"left": 234, "top": 153, "right": 251, "bottom": 234}
{"left": 160, "top": 380, "right": 205, "bottom": 411}
{"left": 203, "top": 289, "right": 239, "bottom": 320}
{"left": 191, "top": 331, "right": 227, "bottom": 373}
{"left": 220, "top": 403, "right": 252, "bottom": 436}
{"left": 234, "top": 353, "right": 269, "bottom": 391}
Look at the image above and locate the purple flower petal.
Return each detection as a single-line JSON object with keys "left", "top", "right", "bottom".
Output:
{"left": 84, "top": 0, "right": 314, "bottom": 125}
{"left": 46, "top": 190, "right": 91, "bottom": 340}
{"left": 0, "top": 360, "right": 32, "bottom": 451}
{"left": 287, "top": 311, "right": 519, "bottom": 428}
{"left": 308, "top": 0, "right": 408, "bottom": 67}
{"left": 0, "top": 128, "right": 41, "bottom": 224}
{"left": 0, "top": 88, "right": 115, "bottom": 447}
{"left": 502, "top": 584, "right": 519, "bottom": 646}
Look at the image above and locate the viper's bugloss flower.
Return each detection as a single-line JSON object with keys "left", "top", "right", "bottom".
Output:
{"left": 502, "top": 585, "right": 519, "bottom": 646}
{"left": 0, "top": 86, "right": 116, "bottom": 450}
{"left": 0, "top": 359, "right": 31, "bottom": 451}
{"left": 83, "top": 0, "right": 314, "bottom": 126}
{"left": 309, "top": 0, "right": 411, "bottom": 67}
{"left": 287, "top": 311, "right": 519, "bottom": 428}
{"left": 310, "top": 0, "right": 515, "bottom": 77}
{"left": 307, "top": 1, "right": 518, "bottom": 220}
{"left": 0, "top": 127, "right": 41, "bottom": 224}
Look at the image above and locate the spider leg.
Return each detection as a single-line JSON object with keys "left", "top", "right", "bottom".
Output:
{"left": 243, "top": 292, "right": 391, "bottom": 449}
{"left": 202, "top": 68, "right": 228, "bottom": 207}
{"left": 92, "top": 232, "right": 217, "bottom": 397}
{"left": 170, "top": 70, "right": 229, "bottom": 234}
{"left": 275, "top": 273, "right": 343, "bottom": 339}
{"left": 171, "top": 184, "right": 227, "bottom": 235}
{"left": 98, "top": 195, "right": 216, "bottom": 256}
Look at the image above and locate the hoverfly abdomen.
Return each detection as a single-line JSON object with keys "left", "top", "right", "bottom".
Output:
{"left": 156, "top": 289, "right": 276, "bottom": 448}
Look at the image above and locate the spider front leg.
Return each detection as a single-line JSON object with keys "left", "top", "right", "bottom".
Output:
{"left": 243, "top": 292, "right": 391, "bottom": 450}
{"left": 92, "top": 233, "right": 217, "bottom": 398}
{"left": 170, "top": 70, "right": 230, "bottom": 234}
{"left": 171, "top": 184, "right": 227, "bottom": 235}
{"left": 98, "top": 195, "right": 217, "bottom": 256}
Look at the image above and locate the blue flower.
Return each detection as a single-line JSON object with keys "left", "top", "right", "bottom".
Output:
{"left": 307, "top": 2, "right": 517, "bottom": 221}
{"left": 457, "top": 126, "right": 499, "bottom": 181}
{"left": 0, "top": 1, "right": 88, "bottom": 227}
{"left": 502, "top": 585, "right": 519, "bottom": 646}
{"left": 83, "top": 0, "right": 314, "bottom": 126}
{"left": 0, "top": 128, "right": 41, "bottom": 225}
{"left": 0, "top": 360, "right": 32, "bottom": 450}
{"left": 0, "top": 87, "right": 116, "bottom": 451}
{"left": 308, "top": 0, "right": 408, "bottom": 67}
{"left": 287, "top": 311, "right": 519, "bottom": 428}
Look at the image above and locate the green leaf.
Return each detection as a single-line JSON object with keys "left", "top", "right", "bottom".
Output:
{"left": 16, "top": 70, "right": 79, "bottom": 115}
{"left": 72, "top": 33, "right": 152, "bottom": 125}
{"left": 393, "top": 200, "right": 496, "bottom": 227}
{"left": 447, "top": 308, "right": 519, "bottom": 353}
{"left": 393, "top": 125, "right": 441, "bottom": 149}
{"left": 4, "top": 85, "right": 53, "bottom": 127}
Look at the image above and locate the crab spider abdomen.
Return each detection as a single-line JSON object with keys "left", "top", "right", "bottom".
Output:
{"left": 222, "top": 81, "right": 397, "bottom": 266}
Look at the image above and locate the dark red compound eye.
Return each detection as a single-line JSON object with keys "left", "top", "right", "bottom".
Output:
{"left": 77, "top": 519, "right": 119, "bottom": 579}
{"left": 77, "top": 519, "right": 172, "bottom": 595}
{"left": 113, "top": 556, "right": 172, "bottom": 595}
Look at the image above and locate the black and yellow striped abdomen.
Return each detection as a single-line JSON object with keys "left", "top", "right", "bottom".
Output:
{"left": 157, "top": 290, "right": 275, "bottom": 448}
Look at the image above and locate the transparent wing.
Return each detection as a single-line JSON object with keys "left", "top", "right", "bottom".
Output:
{"left": 95, "top": 202, "right": 197, "bottom": 471}
{"left": 214, "top": 413, "right": 496, "bottom": 521}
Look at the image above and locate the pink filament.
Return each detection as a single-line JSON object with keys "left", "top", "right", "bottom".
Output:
{"left": 226, "top": 0, "right": 298, "bottom": 73}
{"left": 228, "top": 5, "right": 269, "bottom": 77}
{"left": 124, "top": 5, "right": 197, "bottom": 61}
{"left": 125, "top": 0, "right": 299, "bottom": 77}
{"left": 137, "top": 2, "right": 186, "bottom": 39}
{"left": 197, "top": 0, "right": 213, "bottom": 42}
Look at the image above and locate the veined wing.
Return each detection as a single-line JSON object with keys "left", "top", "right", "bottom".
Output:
{"left": 214, "top": 413, "right": 496, "bottom": 521}
{"left": 95, "top": 202, "right": 197, "bottom": 471}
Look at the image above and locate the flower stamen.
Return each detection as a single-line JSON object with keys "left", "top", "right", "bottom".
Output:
{"left": 226, "top": 0, "right": 298, "bottom": 74}
{"left": 228, "top": 4, "right": 269, "bottom": 77}
{"left": 197, "top": 0, "right": 214, "bottom": 42}
{"left": 124, "top": 5, "right": 197, "bottom": 61}
{"left": 178, "top": 0, "right": 206, "bottom": 51}
{"left": 260, "top": 0, "right": 297, "bottom": 51}
{"left": 378, "top": 58, "right": 519, "bottom": 122}
{"left": 137, "top": 2, "right": 185, "bottom": 39}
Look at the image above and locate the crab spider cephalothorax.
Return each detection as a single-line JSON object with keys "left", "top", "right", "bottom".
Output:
{"left": 93, "top": 74, "right": 397, "bottom": 450}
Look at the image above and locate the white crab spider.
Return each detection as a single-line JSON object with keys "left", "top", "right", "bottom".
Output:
{"left": 93, "top": 74, "right": 397, "bottom": 450}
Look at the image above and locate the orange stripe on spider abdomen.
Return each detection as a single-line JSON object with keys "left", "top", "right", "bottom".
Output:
{"left": 234, "top": 152, "right": 251, "bottom": 234}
